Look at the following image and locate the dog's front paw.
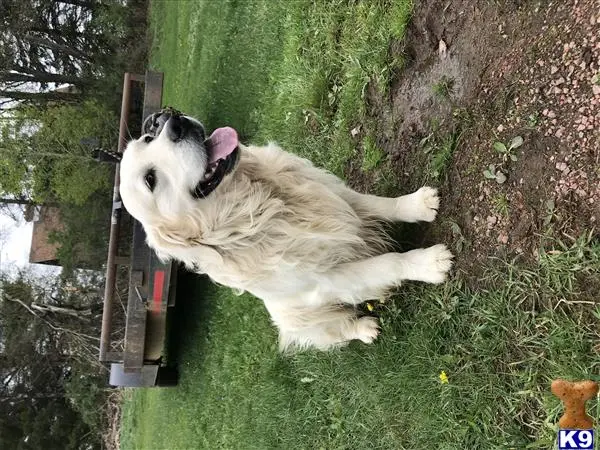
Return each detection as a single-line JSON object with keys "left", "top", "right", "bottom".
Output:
{"left": 355, "top": 316, "right": 380, "bottom": 344}
{"left": 411, "top": 186, "right": 440, "bottom": 222}
{"left": 420, "top": 244, "right": 453, "bottom": 284}
{"left": 402, "top": 244, "right": 453, "bottom": 284}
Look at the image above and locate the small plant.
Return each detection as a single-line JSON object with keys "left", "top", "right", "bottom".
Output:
{"left": 526, "top": 112, "right": 539, "bottom": 128}
{"left": 432, "top": 76, "right": 454, "bottom": 99}
{"left": 423, "top": 130, "right": 460, "bottom": 181}
{"left": 483, "top": 164, "right": 507, "bottom": 184}
{"left": 492, "top": 194, "right": 509, "bottom": 216}
{"left": 494, "top": 135, "right": 523, "bottom": 163}
{"left": 484, "top": 135, "right": 523, "bottom": 184}
{"left": 543, "top": 198, "right": 557, "bottom": 229}
{"left": 447, "top": 220, "right": 468, "bottom": 253}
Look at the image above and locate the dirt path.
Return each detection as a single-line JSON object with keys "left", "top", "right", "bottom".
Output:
{"left": 362, "top": 0, "right": 600, "bottom": 274}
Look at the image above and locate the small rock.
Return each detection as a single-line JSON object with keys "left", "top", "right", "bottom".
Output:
{"left": 551, "top": 65, "right": 559, "bottom": 74}
{"left": 593, "top": 85, "right": 600, "bottom": 95}
{"left": 487, "top": 216, "right": 497, "bottom": 225}
{"left": 547, "top": 110, "right": 557, "bottom": 118}
{"left": 555, "top": 77, "right": 565, "bottom": 85}
{"left": 497, "top": 124, "right": 504, "bottom": 132}
{"left": 438, "top": 39, "right": 448, "bottom": 59}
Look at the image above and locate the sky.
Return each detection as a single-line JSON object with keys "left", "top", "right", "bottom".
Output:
{"left": 0, "top": 208, "right": 59, "bottom": 278}
{"left": 0, "top": 213, "right": 32, "bottom": 270}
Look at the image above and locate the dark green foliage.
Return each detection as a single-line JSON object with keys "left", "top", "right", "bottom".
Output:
{"left": 0, "top": 274, "right": 106, "bottom": 449}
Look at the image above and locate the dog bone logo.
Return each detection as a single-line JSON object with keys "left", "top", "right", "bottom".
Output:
{"left": 551, "top": 379, "right": 598, "bottom": 429}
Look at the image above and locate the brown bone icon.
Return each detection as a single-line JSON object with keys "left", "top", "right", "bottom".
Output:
{"left": 551, "top": 379, "right": 599, "bottom": 429}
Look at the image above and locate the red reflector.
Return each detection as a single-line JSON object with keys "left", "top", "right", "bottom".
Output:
{"left": 152, "top": 270, "right": 165, "bottom": 310}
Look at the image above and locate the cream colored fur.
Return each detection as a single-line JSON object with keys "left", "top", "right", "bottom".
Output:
{"left": 120, "top": 126, "right": 453, "bottom": 351}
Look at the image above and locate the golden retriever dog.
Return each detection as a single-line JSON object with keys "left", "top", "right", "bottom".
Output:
{"left": 118, "top": 109, "right": 453, "bottom": 351}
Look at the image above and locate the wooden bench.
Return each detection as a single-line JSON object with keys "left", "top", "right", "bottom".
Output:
{"left": 98, "top": 71, "right": 178, "bottom": 387}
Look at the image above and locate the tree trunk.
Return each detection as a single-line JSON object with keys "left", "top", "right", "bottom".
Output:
{"left": 0, "top": 197, "right": 38, "bottom": 206}
{"left": 23, "top": 35, "right": 91, "bottom": 62}
{"left": 30, "top": 303, "right": 91, "bottom": 320}
{"left": 57, "top": 0, "right": 103, "bottom": 9}
{"left": 0, "top": 90, "right": 80, "bottom": 104}
{"left": 0, "top": 392, "right": 64, "bottom": 402}
{"left": 0, "top": 70, "right": 85, "bottom": 87}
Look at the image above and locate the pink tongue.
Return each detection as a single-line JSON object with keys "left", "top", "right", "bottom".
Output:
{"left": 207, "top": 127, "right": 238, "bottom": 164}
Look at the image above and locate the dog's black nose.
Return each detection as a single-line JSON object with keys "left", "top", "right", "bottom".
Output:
{"left": 166, "top": 115, "right": 188, "bottom": 142}
{"left": 142, "top": 109, "right": 205, "bottom": 142}
{"left": 143, "top": 111, "right": 170, "bottom": 136}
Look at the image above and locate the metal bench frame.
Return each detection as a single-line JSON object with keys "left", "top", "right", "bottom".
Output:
{"left": 98, "top": 72, "right": 178, "bottom": 387}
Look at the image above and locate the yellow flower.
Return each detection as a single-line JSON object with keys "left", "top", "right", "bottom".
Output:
{"left": 439, "top": 371, "right": 449, "bottom": 384}
{"left": 366, "top": 302, "right": 374, "bottom": 312}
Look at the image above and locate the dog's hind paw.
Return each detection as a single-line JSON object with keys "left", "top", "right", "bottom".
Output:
{"left": 355, "top": 316, "right": 380, "bottom": 344}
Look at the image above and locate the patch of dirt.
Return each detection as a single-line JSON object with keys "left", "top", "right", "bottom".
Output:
{"left": 102, "top": 390, "right": 123, "bottom": 450}
{"left": 361, "top": 0, "right": 600, "bottom": 275}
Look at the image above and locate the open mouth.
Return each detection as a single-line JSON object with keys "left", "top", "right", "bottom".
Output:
{"left": 194, "top": 127, "right": 240, "bottom": 198}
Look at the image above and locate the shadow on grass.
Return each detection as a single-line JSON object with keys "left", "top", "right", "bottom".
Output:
{"left": 164, "top": 268, "right": 216, "bottom": 367}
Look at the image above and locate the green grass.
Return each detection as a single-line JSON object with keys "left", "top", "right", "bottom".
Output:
{"left": 361, "top": 134, "right": 386, "bottom": 172}
{"left": 432, "top": 76, "right": 455, "bottom": 100}
{"left": 121, "top": 1, "right": 600, "bottom": 449}
{"left": 420, "top": 122, "right": 462, "bottom": 182}
{"left": 148, "top": 0, "right": 411, "bottom": 176}
{"left": 122, "top": 234, "right": 600, "bottom": 449}
{"left": 492, "top": 193, "right": 510, "bottom": 217}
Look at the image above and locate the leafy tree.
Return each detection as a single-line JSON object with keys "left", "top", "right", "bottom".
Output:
{"left": 0, "top": 271, "right": 109, "bottom": 449}
{"left": 49, "top": 192, "right": 113, "bottom": 272}
{"left": 0, "top": 0, "right": 136, "bottom": 107}
{"left": 0, "top": 100, "right": 116, "bottom": 205}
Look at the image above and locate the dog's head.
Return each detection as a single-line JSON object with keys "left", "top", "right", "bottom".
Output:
{"left": 119, "top": 109, "right": 240, "bottom": 230}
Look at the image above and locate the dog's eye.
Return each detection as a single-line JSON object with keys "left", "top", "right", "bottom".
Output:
{"left": 144, "top": 169, "right": 156, "bottom": 191}
{"left": 144, "top": 135, "right": 154, "bottom": 144}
